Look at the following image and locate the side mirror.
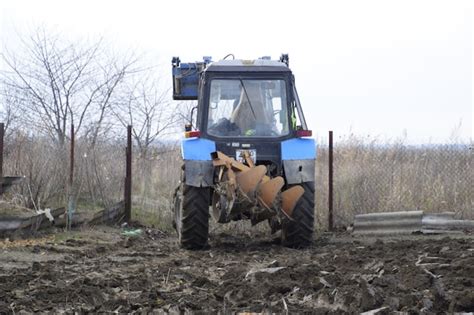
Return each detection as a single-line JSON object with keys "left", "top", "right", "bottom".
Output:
{"left": 189, "top": 106, "right": 198, "bottom": 130}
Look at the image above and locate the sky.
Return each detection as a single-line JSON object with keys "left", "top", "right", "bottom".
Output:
{"left": 1, "top": 0, "right": 472, "bottom": 143}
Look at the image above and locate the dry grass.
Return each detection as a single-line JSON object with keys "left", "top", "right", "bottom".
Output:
{"left": 315, "top": 136, "right": 473, "bottom": 229}
{"left": 2, "top": 132, "right": 471, "bottom": 232}
{"left": 129, "top": 147, "right": 181, "bottom": 231}
{"left": 140, "top": 136, "right": 472, "bottom": 232}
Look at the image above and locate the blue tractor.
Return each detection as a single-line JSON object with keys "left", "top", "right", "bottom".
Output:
{"left": 172, "top": 55, "right": 316, "bottom": 249}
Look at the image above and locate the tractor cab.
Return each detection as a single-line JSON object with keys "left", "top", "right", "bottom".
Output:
{"left": 172, "top": 55, "right": 312, "bottom": 175}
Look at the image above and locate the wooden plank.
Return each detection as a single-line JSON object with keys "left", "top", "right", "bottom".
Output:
{"left": 0, "top": 207, "right": 65, "bottom": 234}
{"left": 89, "top": 201, "right": 125, "bottom": 226}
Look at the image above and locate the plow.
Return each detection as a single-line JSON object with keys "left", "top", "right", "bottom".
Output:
{"left": 210, "top": 151, "right": 304, "bottom": 230}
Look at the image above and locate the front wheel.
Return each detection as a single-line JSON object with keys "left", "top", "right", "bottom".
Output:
{"left": 281, "top": 181, "right": 315, "bottom": 248}
{"left": 173, "top": 183, "right": 210, "bottom": 249}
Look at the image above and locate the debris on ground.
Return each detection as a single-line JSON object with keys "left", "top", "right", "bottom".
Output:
{"left": 0, "top": 201, "right": 125, "bottom": 236}
{"left": 353, "top": 211, "right": 474, "bottom": 235}
{"left": 121, "top": 228, "right": 143, "bottom": 237}
{"left": 1, "top": 229, "right": 472, "bottom": 313}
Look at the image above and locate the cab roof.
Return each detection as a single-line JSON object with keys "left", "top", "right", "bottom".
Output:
{"left": 205, "top": 59, "right": 291, "bottom": 73}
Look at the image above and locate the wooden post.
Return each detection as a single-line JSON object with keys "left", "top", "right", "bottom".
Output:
{"left": 124, "top": 125, "right": 132, "bottom": 223}
{"left": 328, "top": 130, "right": 334, "bottom": 231}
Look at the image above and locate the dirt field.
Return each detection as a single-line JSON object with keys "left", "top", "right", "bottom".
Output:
{"left": 1, "top": 225, "right": 473, "bottom": 314}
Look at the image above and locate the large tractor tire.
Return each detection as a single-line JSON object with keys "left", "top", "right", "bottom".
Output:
{"left": 174, "top": 183, "right": 210, "bottom": 250}
{"left": 282, "top": 181, "right": 315, "bottom": 248}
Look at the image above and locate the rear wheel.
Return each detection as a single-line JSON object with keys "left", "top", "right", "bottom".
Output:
{"left": 174, "top": 183, "right": 210, "bottom": 249}
{"left": 281, "top": 181, "right": 315, "bottom": 248}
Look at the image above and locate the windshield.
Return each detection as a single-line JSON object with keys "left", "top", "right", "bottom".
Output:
{"left": 207, "top": 79, "right": 289, "bottom": 137}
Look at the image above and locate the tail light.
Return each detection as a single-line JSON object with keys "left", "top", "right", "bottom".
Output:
{"left": 296, "top": 130, "right": 312, "bottom": 137}
{"left": 185, "top": 130, "right": 201, "bottom": 138}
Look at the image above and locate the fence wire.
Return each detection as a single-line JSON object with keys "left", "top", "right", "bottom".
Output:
{"left": 316, "top": 141, "right": 473, "bottom": 229}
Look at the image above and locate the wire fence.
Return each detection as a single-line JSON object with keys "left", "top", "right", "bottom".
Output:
{"left": 315, "top": 137, "right": 473, "bottom": 229}
{"left": 2, "top": 126, "right": 472, "bottom": 232}
{"left": 131, "top": 135, "right": 473, "bottom": 231}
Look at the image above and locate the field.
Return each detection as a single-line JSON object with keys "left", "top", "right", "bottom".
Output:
{"left": 1, "top": 225, "right": 473, "bottom": 313}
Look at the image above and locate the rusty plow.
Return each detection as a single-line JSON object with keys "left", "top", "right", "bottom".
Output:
{"left": 210, "top": 151, "right": 304, "bottom": 230}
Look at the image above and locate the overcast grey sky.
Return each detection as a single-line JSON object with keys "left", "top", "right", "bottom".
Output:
{"left": 1, "top": 0, "right": 472, "bottom": 143}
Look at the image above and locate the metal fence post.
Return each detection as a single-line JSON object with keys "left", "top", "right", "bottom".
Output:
{"left": 69, "top": 124, "right": 74, "bottom": 189}
{"left": 67, "top": 124, "right": 76, "bottom": 230}
{"left": 124, "top": 125, "right": 132, "bottom": 223}
{"left": 328, "top": 130, "right": 334, "bottom": 231}
{"left": 0, "top": 123, "right": 4, "bottom": 197}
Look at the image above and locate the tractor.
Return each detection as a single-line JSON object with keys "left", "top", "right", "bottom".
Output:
{"left": 172, "top": 54, "right": 316, "bottom": 249}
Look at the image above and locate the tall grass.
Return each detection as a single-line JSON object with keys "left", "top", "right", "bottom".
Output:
{"left": 130, "top": 146, "right": 182, "bottom": 230}
{"left": 316, "top": 136, "right": 473, "bottom": 229}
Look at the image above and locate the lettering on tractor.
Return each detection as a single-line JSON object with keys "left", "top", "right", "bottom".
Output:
{"left": 172, "top": 54, "right": 317, "bottom": 249}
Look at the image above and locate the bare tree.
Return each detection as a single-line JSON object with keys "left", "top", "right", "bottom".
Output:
{"left": 0, "top": 27, "right": 139, "bottom": 147}
{"left": 0, "top": 86, "right": 22, "bottom": 137}
{"left": 110, "top": 71, "right": 179, "bottom": 198}
{"left": 113, "top": 73, "right": 178, "bottom": 158}
{"left": 0, "top": 27, "right": 145, "bottom": 209}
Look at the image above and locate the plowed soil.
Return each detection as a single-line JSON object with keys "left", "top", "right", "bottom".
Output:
{"left": 1, "top": 226, "right": 473, "bottom": 314}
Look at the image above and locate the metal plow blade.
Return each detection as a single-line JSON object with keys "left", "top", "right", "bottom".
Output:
{"left": 281, "top": 186, "right": 304, "bottom": 218}
{"left": 258, "top": 177, "right": 284, "bottom": 208}
{"left": 211, "top": 151, "right": 304, "bottom": 225}
{"left": 236, "top": 165, "right": 266, "bottom": 195}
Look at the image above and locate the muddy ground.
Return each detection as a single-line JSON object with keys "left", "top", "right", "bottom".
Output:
{"left": 1, "top": 225, "right": 473, "bottom": 314}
